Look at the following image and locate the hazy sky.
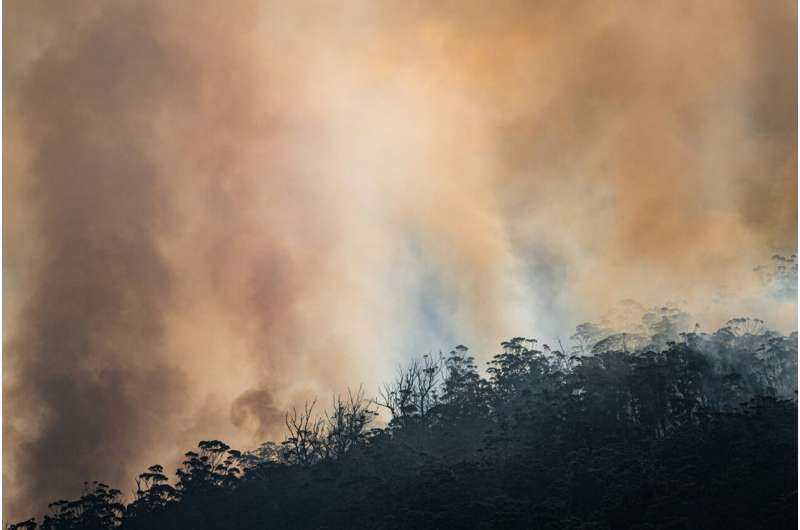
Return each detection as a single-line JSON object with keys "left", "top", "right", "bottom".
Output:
{"left": 4, "top": 0, "right": 796, "bottom": 520}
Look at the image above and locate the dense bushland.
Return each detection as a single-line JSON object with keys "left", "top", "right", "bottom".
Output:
{"left": 9, "top": 316, "right": 797, "bottom": 529}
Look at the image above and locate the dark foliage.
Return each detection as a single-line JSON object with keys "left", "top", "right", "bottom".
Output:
{"left": 10, "top": 321, "right": 797, "bottom": 529}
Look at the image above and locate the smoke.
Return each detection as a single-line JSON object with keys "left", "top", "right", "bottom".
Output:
{"left": 4, "top": 0, "right": 796, "bottom": 520}
{"left": 230, "top": 389, "right": 284, "bottom": 441}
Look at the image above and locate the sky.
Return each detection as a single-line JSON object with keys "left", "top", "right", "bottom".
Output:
{"left": 3, "top": 0, "right": 797, "bottom": 520}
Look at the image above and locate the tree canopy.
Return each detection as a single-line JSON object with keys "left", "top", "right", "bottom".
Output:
{"left": 9, "top": 317, "right": 797, "bottom": 529}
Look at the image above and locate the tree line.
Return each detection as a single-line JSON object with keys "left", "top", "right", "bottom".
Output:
{"left": 9, "top": 316, "right": 798, "bottom": 529}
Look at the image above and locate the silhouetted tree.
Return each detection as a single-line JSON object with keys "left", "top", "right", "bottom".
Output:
{"left": 10, "top": 319, "right": 798, "bottom": 530}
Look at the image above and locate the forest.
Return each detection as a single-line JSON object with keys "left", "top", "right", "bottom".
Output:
{"left": 8, "top": 312, "right": 798, "bottom": 529}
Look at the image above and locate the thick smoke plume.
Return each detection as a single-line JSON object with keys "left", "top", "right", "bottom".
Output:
{"left": 4, "top": 0, "right": 796, "bottom": 519}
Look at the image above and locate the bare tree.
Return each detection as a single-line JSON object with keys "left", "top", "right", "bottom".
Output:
{"left": 282, "top": 400, "right": 325, "bottom": 466}
{"left": 378, "top": 354, "right": 443, "bottom": 426}
{"left": 323, "top": 386, "right": 379, "bottom": 459}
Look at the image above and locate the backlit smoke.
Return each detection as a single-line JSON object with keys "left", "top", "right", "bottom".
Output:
{"left": 4, "top": 0, "right": 796, "bottom": 519}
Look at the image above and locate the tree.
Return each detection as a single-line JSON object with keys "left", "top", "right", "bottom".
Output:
{"left": 570, "top": 322, "right": 609, "bottom": 355}
{"left": 323, "top": 387, "right": 379, "bottom": 459}
{"left": 377, "top": 354, "right": 443, "bottom": 427}
{"left": 282, "top": 400, "right": 325, "bottom": 467}
{"left": 37, "top": 482, "right": 124, "bottom": 530}
{"left": 176, "top": 440, "right": 243, "bottom": 495}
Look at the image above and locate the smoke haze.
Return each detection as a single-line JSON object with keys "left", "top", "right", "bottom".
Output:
{"left": 4, "top": 0, "right": 796, "bottom": 519}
